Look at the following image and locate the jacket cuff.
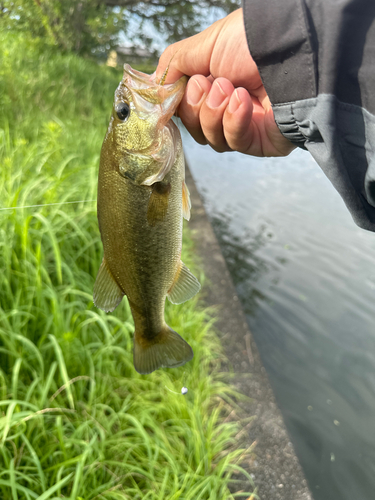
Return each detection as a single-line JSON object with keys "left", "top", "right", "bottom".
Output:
{"left": 242, "top": 0, "right": 316, "bottom": 105}
{"left": 273, "top": 96, "right": 375, "bottom": 230}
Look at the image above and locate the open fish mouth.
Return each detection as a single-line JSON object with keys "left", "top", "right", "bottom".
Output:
{"left": 120, "top": 64, "right": 187, "bottom": 126}
{"left": 122, "top": 64, "right": 157, "bottom": 87}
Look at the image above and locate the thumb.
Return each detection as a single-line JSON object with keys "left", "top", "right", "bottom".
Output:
{"left": 155, "top": 21, "right": 223, "bottom": 84}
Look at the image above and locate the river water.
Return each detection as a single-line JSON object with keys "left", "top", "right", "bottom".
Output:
{"left": 184, "top": 131, "right": 375, "bottom": 500}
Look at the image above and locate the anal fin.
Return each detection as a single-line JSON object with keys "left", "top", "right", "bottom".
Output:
{"left": 167, "top": 261, "right": 200, "bottom": 305}
{"left": 93, "top": 257, "right": 124, "bottom": 312}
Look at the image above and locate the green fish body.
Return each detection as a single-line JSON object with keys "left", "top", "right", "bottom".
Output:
{"left": 94, "top": 65, "right": 200, "bottom": 374}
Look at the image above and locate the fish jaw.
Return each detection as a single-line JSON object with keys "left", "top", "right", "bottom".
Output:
{"left": 123, "top": 64, "right": 188, "bottom": 128}
{"left": 152, "top": 76, "right": 187, "bottom": 127}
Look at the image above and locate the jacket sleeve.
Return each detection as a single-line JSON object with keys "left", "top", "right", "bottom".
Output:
{"left": 242, "top": 0, "right": 375, "bottom": 231}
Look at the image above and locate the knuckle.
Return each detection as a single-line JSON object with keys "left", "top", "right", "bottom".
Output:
{"left": 208, "top": 140, "right": 231, "bottom": 153}
{"left": 196, "top": 137, "right": 208, "bottom": 146}
{"left": 223, "top": 120, "right": 252, "bottom": 154}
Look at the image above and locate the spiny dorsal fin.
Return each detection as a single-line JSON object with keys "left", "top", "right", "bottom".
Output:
{"left": 182, "top": 180, "right": 191, "bottom": 221}
{"left": 167, "top": 261, "right": 200, "bottom": 305}
{"left": 93, "top": 257, "right": 124, "bottom": 312}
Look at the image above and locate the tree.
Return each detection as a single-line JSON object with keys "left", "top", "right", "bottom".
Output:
{"left": 1, "top": 0, "right": 127, "bottom": 55}
{"left": 0, "top": 0, "right": 240, "bottom": 57}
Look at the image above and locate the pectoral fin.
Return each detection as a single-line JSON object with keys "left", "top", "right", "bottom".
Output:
{"left": 147, "top": 181, "right": 171, "bottom": 226}
{"left": 93, "top": 258, "right": 124, "bottom": 312}
{"left": 167, "top": 261, "right": 201, "bottom": 304}
{"left": 182, "top": 180, "right": 191, "bottom": 221}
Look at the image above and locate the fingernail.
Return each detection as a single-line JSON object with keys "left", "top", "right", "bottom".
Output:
{"left": 228, "top": 89, "right": 242, "bottom": 114}
{"left": 206, "top": 81, "right": 227, "bottom": 109}
{"left": 187, "top": 79, "right": 204, "bottom": 106}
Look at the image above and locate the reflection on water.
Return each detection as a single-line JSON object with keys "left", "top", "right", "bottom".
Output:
{"left": 210, "top": 214, "right": 273, "bottom": 315}
{"left": 184, "top": 132, "right": 375, "bottom": 500}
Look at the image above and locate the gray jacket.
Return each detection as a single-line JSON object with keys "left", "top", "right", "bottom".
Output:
{"left": 243, "top": 0, "right": 375, "bottom": 231}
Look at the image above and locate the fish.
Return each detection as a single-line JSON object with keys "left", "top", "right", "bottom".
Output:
{"left": 93, "top": 64, "right": 200, "bottom": 374}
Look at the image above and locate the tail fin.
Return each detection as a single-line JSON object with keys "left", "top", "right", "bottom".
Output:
{"left": 133, "top": 325, "right": 193, "bottom": 374}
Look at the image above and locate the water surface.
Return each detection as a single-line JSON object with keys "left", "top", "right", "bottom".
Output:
{"left": 184, "top": 132, "right": 375, "bottom": 500}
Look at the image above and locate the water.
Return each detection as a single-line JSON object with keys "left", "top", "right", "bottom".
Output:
{"left": 184, "top": 132, "right": 375, "bottom": 500}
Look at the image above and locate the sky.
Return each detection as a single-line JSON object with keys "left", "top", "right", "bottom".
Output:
{"left": 118, "top": 7, "right": 227, "bottom": 54}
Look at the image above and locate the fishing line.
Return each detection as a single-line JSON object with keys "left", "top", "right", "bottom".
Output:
{"left": 165, "top": 370, "right": 188, "bottom": 395}
{"left": 165, "top": 385, "right": 188, "bottom": 396}
{"left": 0, "top": 199, "right": 96, "bottom": 211}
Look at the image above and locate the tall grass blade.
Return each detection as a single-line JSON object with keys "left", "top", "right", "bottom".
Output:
{"left": 48, "top": 335, "right": 75, "bottom": 409}
{"left": 36, "top": 473, "right": 73, "bottom": 500}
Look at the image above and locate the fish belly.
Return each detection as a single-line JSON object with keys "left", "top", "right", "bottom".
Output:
{"left": 97, "top": 155, "right": 183, "bottom": 329}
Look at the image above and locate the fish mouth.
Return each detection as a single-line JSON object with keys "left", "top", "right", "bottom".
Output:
{"left": 122, "top": 65, "right": 156, "bottom": 88}
{"left": 122, "top": 64, "right": 187, "bottom": 126}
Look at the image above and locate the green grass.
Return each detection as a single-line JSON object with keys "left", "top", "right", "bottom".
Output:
{"left": 0, "top": 32, "right": 256, "bottom": 499}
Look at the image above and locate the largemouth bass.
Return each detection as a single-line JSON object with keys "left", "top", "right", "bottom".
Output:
{"left": 94, "top": 64, "right": 200, "bottom": 374}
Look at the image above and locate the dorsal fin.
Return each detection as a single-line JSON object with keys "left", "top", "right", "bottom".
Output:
{"left": 182, "top": 180, "right": 191, "bottom": 221}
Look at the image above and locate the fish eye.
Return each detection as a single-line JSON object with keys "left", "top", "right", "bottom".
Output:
{"left": 116, "top": 102, "right": 130, "bottom": 121}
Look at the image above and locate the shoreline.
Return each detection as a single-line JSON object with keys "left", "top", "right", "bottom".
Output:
{"left": 186, "top": 164, "right": 312, "bottom": 500}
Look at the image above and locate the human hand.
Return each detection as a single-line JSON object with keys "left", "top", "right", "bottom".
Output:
{"left": 156, "top": 8, "right": 295, "bottom": 157}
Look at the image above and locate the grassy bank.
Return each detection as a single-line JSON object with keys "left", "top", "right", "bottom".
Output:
{"left": 0, "top": 32, "right": 255, "bottom": 499}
